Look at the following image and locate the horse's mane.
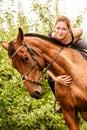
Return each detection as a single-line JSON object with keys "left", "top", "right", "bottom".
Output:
{"left": 8, "top": 33, "right": 69, "bottom": 57}
{"left": 24, "top": 33, "right": 67, "bottom": 47}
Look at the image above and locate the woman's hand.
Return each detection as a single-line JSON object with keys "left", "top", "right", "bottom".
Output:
{"left": 47, "top": 70, "right": 72, "bottom": 86}
{"left": 54, "top": 75, "right": 72, "bottom": 86}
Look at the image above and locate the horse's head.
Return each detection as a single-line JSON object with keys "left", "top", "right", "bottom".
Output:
{"left": 1, "top": 28, "right": 45, "bottom": 99}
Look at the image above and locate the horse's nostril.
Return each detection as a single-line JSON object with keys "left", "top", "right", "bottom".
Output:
{"left": 33, "top": 91, "right": 41, "bottom": 97}
{"left": 32, "top": 90, "right": 44, "bottom": 99}
{"left": 34, "top": 91, "right": 40, "bottom": 95}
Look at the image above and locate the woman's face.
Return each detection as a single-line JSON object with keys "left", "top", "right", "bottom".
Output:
{"left": 52, "top": 21, "right": 69, "bottom": 41}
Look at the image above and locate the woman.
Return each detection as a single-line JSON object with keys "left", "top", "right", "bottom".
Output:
{"left": 47, "top": 16, "right": 87, "bottom": 112}
{"left": 50, "top": 16, "right": 87, "bottom": 59}
{"left": 51, "top": 16, "right": 83, "bottom": 46}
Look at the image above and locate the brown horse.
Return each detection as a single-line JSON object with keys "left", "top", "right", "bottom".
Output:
{"left": 1, "top": 28, "right": 87, "bottom": 130}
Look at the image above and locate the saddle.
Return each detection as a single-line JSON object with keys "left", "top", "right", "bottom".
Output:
{"left": 74, "top": 48, "right": 87, "bottom": 60}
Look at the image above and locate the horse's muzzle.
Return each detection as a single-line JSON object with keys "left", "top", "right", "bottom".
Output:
{"left": 32, "top": 90, "right": 45, "bottom": 99}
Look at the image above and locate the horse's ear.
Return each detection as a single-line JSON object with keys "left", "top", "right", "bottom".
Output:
{"left": 17, "top": 28, "right": 24, "bottom": 45}
{"left": 0, "top": 42, "right": 8, "bottom": 50}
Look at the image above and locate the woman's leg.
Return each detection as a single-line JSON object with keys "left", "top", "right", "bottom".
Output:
{"left": 72, "top": 38, "right": 87, "bottom": 59}
{"left": 73, "top": 38, "right": 87, "bottom": 49}
{"left": 48, "top": 76, "right": 55, "bottom": 94}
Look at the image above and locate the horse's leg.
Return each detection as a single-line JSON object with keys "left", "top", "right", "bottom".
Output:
{"left": 62, "top": 108, "right": 80, "bottom": 130}
{"left": 80, "top": 112, "right": 87, "bottom": 121}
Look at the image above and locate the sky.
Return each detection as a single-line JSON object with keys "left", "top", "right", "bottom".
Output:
{"left": 21, "top": 0, "right": 86, "bottom": 19}
{"left": 19, "top": 0, "right": 86, "bottom": 25}
{"left": 1, "top": 0, "right": 86, "bottom": 21}
{"left": 59, "top": 0, "right": 86, "bottom": 20}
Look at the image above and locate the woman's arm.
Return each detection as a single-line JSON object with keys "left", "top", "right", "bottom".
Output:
{"left": 72, "top": 28, "right": 83, "bottom": 42}
{"left": 47, "top": 70, "right": 72, "bottom": 86}
{"left": 72, "top": 28, "right": 83, "bottom": 37}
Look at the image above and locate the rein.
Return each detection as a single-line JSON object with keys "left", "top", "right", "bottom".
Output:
{"left": 46, "top": 46, "right": 64, "bottom": 71}
{"left": 11, "top": 40, "right": 64, "bottom": 86}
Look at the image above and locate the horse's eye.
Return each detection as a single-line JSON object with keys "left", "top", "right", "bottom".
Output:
{"left": 22, "top": 56, "right": 28, "bottom": 63}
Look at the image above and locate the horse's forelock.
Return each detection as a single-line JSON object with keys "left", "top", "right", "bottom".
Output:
{"left": 8, "top": 41, "right": 15, "bottom": 57}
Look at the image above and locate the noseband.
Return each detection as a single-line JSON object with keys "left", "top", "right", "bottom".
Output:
{"left": 11, "top": 41, "right": 44, "bottom": 86}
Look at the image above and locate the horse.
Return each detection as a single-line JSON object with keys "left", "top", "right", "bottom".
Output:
{"left": 1, "top": 28, "right": 87, "bottom": 130}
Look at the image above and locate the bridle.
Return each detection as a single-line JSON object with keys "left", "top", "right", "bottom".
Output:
{"left": 11, "top": 40, "right": 64, "bottom": 86}
{"left": 11, "top": 41, "right": 44, "bottom": 86}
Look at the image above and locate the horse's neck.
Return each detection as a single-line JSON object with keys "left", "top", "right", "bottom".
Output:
{"left": 40, "top": 45, "right": 74, "bottom": 75}
{"left": 36, "top": 42, "right": 70, "bottom": 74}
{"left": 27, "top": 37, "right": 73, "bottom": 75}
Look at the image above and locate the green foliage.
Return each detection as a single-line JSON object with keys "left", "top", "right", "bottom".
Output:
{"left": 30, "top": 0, "right": 59, "bottom": 35}
{"left": 0, "top": 60, "right": 68, "bottom": 130}
{"left": 0, "top": 54, "right": 68, "bottom": 130}
{"left": 72, "top": 15, "right": 83, "bottom": 27}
